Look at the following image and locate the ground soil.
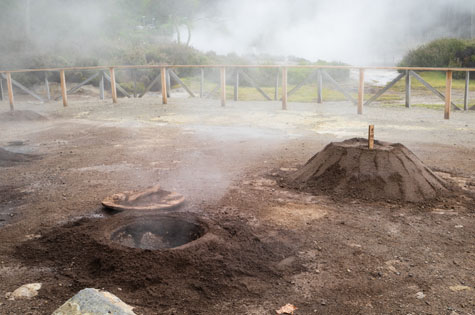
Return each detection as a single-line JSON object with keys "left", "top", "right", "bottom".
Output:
{"left": 0, "top": 92, "right": 474, "bottom": 314}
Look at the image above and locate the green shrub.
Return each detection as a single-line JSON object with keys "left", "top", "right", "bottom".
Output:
{"left": 119, "top": 81, "right": 145, "bottom": 95}
{"left": 399, "top": 38, "right": 475, "bottom": 79}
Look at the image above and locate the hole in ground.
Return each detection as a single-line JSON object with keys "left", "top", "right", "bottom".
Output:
{"left": 110, "top": 216, "right": 207, "bottom": 250}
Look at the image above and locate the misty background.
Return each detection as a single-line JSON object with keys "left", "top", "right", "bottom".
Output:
{"left": 0, "top": 0, "right": 475, "bottom": 69}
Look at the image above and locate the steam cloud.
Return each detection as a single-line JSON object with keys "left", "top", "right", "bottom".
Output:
{"left": 190, "top": 0, "right": 475, "bottom": 65}
{"left": 1, "top": 0, "right": 474, "bottom": 67}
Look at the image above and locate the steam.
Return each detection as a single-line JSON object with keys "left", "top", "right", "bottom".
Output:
{"left": 190, "top": 0, "right": 475, "bottom": 65}
{"left": 1, "top": 0, "right": 474, "bottom": 68}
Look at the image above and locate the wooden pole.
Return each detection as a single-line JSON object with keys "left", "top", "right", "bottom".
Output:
{"left": 200, "top": 68, "right": 204, "bottom": 98}
{"left": 59, "top": 70, "right": 68, "bottom": 107}
{"left": 220, "top": 67, "right": 226, "bottom": 107}
{"left": 445, "top": 70, "right": 452, "bottom": 119}
{"left": 357, "top": 68, "right": 364, "bottom": 114}
{"left": 368, "top": 125, "right": 374, "bottom": 149}
{"left": 166, "top": 69, "right": 171, "bottom": 98}
{"left": 274, "top": 69, "right": 279, "bottom": 101}
{"left": 110, "top": 67, "right": 117, "bottom": 104}
{"left": 132, "top": 69, "right": 137, "bottom": 98}
{"left": 6, "top": 72, "right": 14, "bottom": 110}
{"left": 464, "top": 71, "right": 470, "bottom": 111}
{"left": 405, "top": 70, "right": 411, "bottom": 108}
{"left": 234, "top": 69, "right": 239, "bottom": 101}
{"left": 282, "top": 67, "right": 288, "bottom": 110}
{"left": 317, "top": 69, "right": 323, "bottom": 104}
{"left": 0, "top": 77, "right": 4, "bottom": 101}
{"left": 44, "top": 73, "right": 51, "bottom": 101}
{"left": 99, "top": 72, "right": 105, "bottom": 100}
{"left": 161, "top": 67, "right": 167, "bottom": 104}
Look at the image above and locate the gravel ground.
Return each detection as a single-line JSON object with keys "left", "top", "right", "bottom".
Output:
{"left": 0, "top": 94, "right": 474, "bottom": 314}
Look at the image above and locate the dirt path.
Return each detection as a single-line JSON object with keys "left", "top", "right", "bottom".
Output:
{"left": 0, "top": 97, "right": 474, "bottom": 314}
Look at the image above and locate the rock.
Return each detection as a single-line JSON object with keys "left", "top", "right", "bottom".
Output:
{"left": 415, "top": 291, "right": 425, "bottom": 299}
{"left": 52, "top": 288, "right": 135, "bottom": 315}
{"left": 276, "top": 303, "right": 297, "bottom": 314}
{"left": 276, "top": 256, "right": 296, "bottom": 270}
{"left": 449, "top": 285, "right": 472, "bottom": 292}
{"left": 6, "top": 283, "right": 42, "bottom": 300}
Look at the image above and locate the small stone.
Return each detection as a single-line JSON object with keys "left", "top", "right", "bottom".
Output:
{"left": 6, "top": 283, "right": 42, "bottom": 300}
{"left": 321, "top": 300, "right": 327, "bottom": 305}
{"left": 415, "top": 291, "right": 425, "bottom": 299}
{"left": 449, "top": 285, "right": 472, "bottom": 292}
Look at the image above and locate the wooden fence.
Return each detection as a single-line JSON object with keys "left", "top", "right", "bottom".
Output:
{"left": 1, "top": 65, "right": 474, "bottom": 120}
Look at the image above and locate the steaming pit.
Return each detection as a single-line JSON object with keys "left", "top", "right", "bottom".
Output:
{"left": 109, "top": 215, "right": 207, "bottom": 250}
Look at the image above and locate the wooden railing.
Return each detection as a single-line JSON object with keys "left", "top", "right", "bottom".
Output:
{"left": 1, "top": 65, "right": 474, "bottom": 120}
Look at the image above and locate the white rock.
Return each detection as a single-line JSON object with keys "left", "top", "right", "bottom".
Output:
{"left": 415, "top": 291, "right": 425, "bottom": 299}
{"left": 52, "top": 288, "right": 135, "bottom": 315}
{"left": 6, "top": 283, "right": 42, "bottom": 300}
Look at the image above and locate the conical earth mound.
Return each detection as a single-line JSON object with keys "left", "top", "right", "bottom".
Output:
{"left": 289, "top": 138, "right": 448, "bottom": 202}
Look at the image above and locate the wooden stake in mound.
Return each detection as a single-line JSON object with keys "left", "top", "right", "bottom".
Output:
{"left": 102, "top": 185, "right": 185, "bottom": 211}
{"left": 289, "top": 138, "right": 448, "bottom": 202}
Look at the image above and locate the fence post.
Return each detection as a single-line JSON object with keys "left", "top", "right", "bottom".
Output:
{"left": 274, "top": 68, "right": 279, "bottom": 101}
{"left": 405, "top": 70, "right": 411, "bottom": 108}
{"left": 6, "top": 72, "right": 14, "bottom": 110}
{"left": 59, "top": 70, "right": 68, "bottom": 107}
{"left": 0, "top": 76, "right": 4, "bottom": 101}
{"left": 282, "top": 67, "right": 288, "bottom": 110}
{"left": 44, "top": 73, "right": 51, "bottom": 101}
{"left": 132, "top": 69, "right": 137, "bottom": 98}
{"left": 317, "top": 69, "right": 323, "bottom": 104}
{"left": 166, "top": 69, "right": 171, "bottom": 98}
{"left": 234, "top": 69, "right": 239, "bottom": 101}
{"left": 99, "top": 71, "right": 105, "bottom": 100}
{"left": 445, "top": 70, "right": 452, "bottom": 119}
{"left": 464, "top": 71, "right": 470, "bottom": 111}
{"left": 220, "top": 67, "right": 226, "bottom": 107}
{"left": 200, "top": 68, "right": 204, "bottom": 98}
{"left": 161, "top": 67, "right": 167, "bottom": 104}
{"left": 110, "top": 67, "right": 117, "bottom": 104}
{"left": 357, "top": 68, "right": 364, "bottom": 114}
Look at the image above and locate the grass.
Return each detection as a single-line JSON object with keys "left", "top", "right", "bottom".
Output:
{"left": 391, "top": 71, "right": 467, "bottom": 92}
{"left": 178, "top": 72, "right": 470, "bottom": 104}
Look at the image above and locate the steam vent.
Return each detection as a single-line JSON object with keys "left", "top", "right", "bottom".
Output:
{"left": 289, "top": 138, "right": 448, "bottom": 202}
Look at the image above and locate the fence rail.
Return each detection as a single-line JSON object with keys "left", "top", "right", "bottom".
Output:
{"left": 0, "top": 64, "right": 474, "bottom": 120}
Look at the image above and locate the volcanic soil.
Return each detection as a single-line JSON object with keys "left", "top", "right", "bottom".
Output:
{"left": 0, "top": 95, "right": 475, "bottom": 314}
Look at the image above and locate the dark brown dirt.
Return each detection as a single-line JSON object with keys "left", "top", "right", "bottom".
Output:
{"left": 288, "top": 138, "right": 451, "bottom": 203}
{"left": 14, "top": 211, "right": 299, "bottom": 314}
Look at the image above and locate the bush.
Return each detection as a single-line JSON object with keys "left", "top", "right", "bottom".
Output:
{"left": 120, "top": 81, "right": 145, "bottom": 95}
{"left": 399, "top": 38, "right": 475, "bottom": 79}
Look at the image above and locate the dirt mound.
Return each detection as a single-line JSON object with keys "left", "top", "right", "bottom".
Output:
{"left": 288, "top": 138, "right": 448, "bottom": 202}
{"left": 0, "top": 148, "right": 37, "bottom": 167}
{"left": 0, "top": 110, "right": 47, "bottom": 121}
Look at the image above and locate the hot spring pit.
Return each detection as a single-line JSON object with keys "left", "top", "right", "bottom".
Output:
{"left": 110, "top": 216, "right": 207, "bottom": 250}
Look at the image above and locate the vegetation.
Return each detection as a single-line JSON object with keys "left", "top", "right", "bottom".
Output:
{"left": 399, "top": 38, "right": 475, "bottom": 79}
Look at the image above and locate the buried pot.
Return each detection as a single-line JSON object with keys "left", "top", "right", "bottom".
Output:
{"left": 101, "top": 213, "right": 211, "bottom": 251}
